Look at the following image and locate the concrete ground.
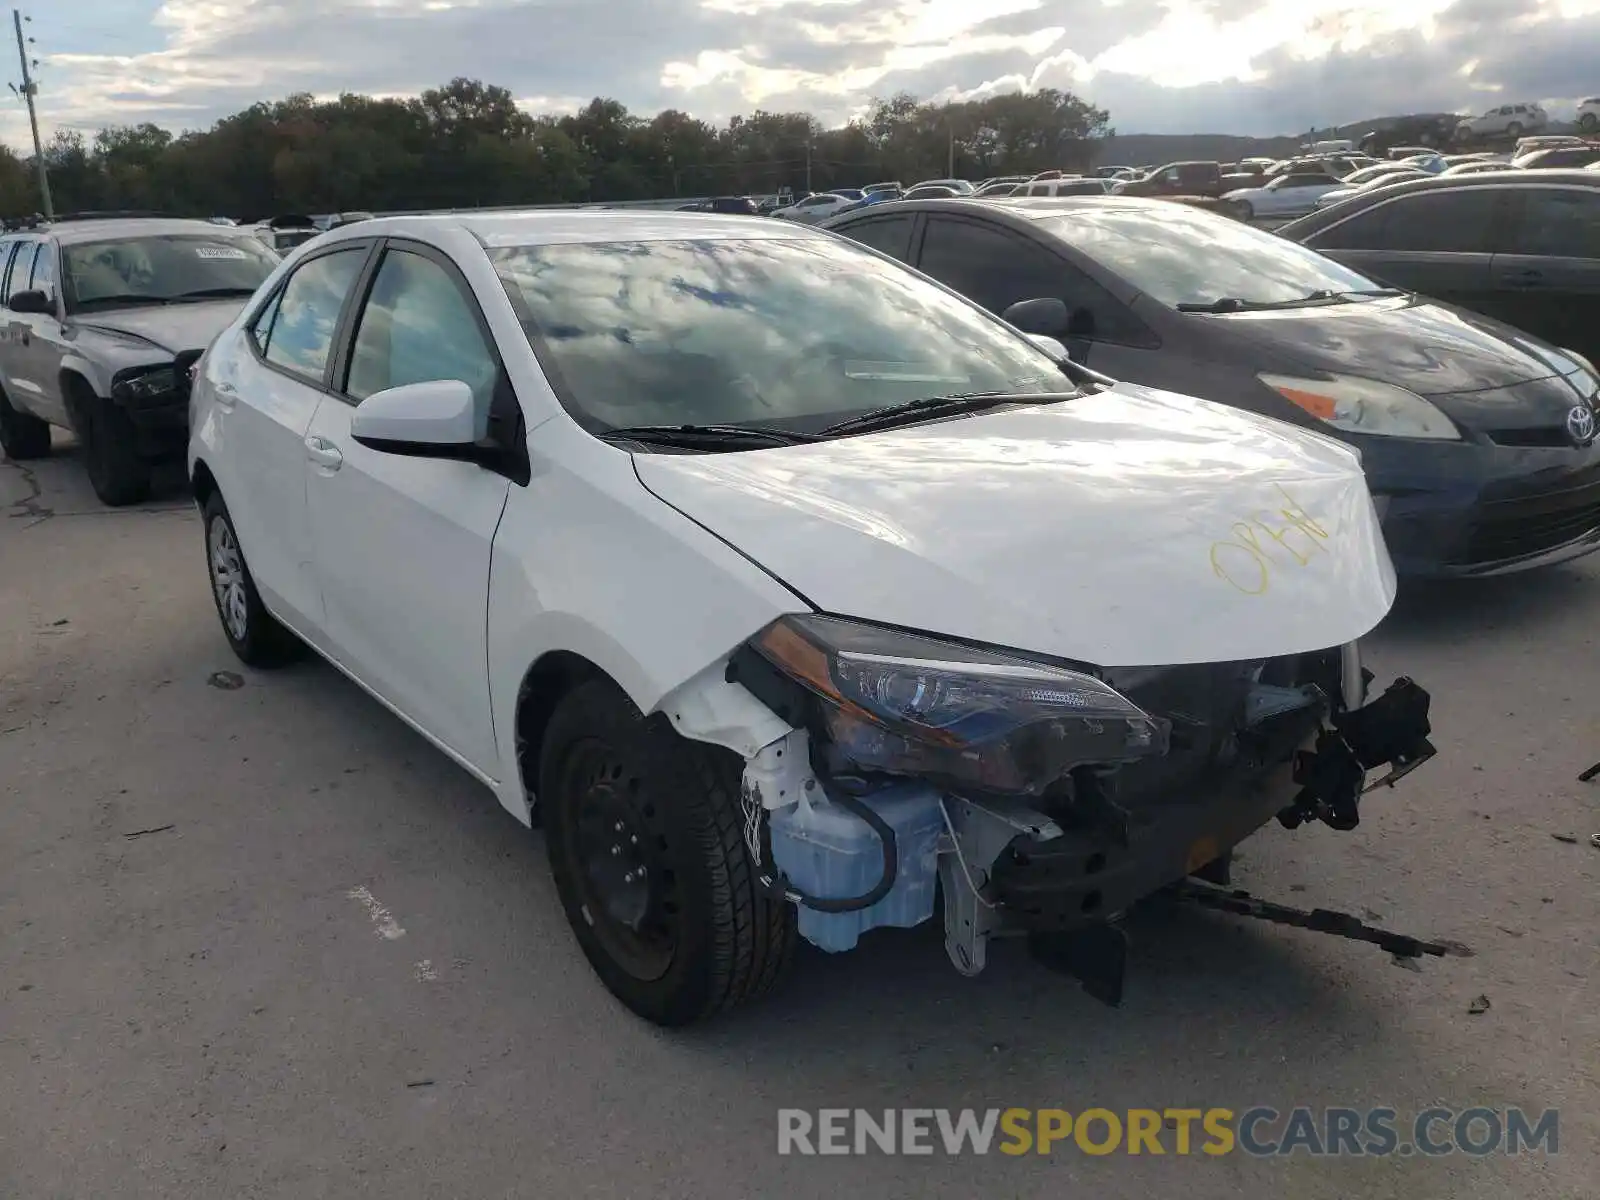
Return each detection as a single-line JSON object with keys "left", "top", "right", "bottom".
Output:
{"left": 2, "top": 437, "right": 1595, "bottom": 1200}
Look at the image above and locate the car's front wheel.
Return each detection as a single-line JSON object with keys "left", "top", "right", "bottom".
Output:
{"left": 202, "top": 491, "right": 303, "bottom": 667}
{"left": 1580, "top": 112, "right": 1598, "bottom": 133}
{"left": 0, "top": 388, "right": 51, "bottom": 460}
{"left": 78, "top": 395, "right": 151, "bottom": 506}
{"left": 540, "top": 677, "right": 796, "bottom": 1026}
{"left": 1506, "top": 121, "right": 1524, "bottom": 138}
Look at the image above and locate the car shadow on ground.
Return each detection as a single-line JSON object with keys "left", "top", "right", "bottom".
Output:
{"left": 1376, "top": 562, "right": 1598, "bottom": 648}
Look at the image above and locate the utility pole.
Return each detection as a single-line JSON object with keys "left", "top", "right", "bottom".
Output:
{"left": 804, "top": 139, "right": 812, "bottom": 193}
{"left": 947, "top": 124, "right": 955, "bottom": 177}
{"left": 11, "top": 9, "right": 51, "bottom": 217}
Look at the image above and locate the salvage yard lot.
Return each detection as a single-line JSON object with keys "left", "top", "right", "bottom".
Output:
{"left": 2, "top": 438, "right": 1596, "bottom": 1199}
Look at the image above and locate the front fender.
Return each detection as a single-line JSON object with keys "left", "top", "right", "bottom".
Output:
{"left": 485, "top": 422, "right": 809, "bottom": 824}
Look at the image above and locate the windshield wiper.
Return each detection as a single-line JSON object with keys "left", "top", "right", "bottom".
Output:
{"left": 599, "top": 423, "right": 824, "bottom": 450}
{"left": 1178, "top": 287, "right": 1407, "bottom": 314}
{"left": 167, "top": 286, "right": 260, "bottom": 302}
{"left": 819, "top": 390, "right": 1078, "bottom": 437}
{"left": 71, "top": 293, "right": 172, "bottom": 311}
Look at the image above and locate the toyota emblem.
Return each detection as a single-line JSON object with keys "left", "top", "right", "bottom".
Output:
{"left": 1567, "top": 405, "right": 1597, "bottom": 446}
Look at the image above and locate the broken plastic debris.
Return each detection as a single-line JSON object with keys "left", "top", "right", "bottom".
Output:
{"left": 1467, "top": 994, "right": 1491, "bottom": 1015}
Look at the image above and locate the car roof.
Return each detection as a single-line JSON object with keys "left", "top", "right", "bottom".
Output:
{"left": 36, "top": 217, "right": 263, "bottom": 245}
{"left": 1278, "top": 168, "right": 1600, "bottom": 235}
{"left": 313, "top": 209, "right": 827, "bottom": 249}
{"left": 825, "top": 194, "right": 1187, "bottom": 229}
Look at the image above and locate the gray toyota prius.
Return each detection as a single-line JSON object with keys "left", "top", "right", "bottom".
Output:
{"left": 822, "top": 195, "right": 1600, "bottom": 577}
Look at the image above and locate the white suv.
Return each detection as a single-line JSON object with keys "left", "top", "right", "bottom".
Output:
{"left": 1580, "top": 97, "right": 1599, "bottom": 134}
{"left": 1457, "top": 102, "right": 1548, "bottom": 139}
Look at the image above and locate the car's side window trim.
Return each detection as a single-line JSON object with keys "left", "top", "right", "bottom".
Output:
{"left": 243, "top": 239, "right": 379, "bottom": 394}
{"left": 331, "top": 236, "right": 531, "bottom": 487}
{"left": 1496, "top": 185, "right": 1600, "bottom": 259}
{"left": 1310, "top": 184, "right": 1507, "bottom": 253}
{"left": 2, "top": 240, "right": 34, "bottom": 308}
{"left": 0, "top": 241, "right": 18, "bottom": 300}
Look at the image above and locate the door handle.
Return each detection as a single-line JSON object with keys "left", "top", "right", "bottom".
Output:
{"left": 305, "top": 435, "right": 343, "bottom": 470}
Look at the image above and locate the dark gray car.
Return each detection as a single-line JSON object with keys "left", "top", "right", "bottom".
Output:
{"left": 821, "top": 196, "right": 1600, "bottom": 577}
{"left": 0, "top": 217, "right": 280, "bottom": 505}
{"left": 1276, "top": 170, "right": 1600, "bottom": 367}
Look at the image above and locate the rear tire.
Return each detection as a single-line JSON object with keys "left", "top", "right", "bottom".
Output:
{"left": 1506, "top": 121, "right": 1524, "bottom": 138}
{"left": 0, "top": 388, "right": 51, "bottom": 460}
{"left": 202, "top": 491, "right": 304, "bottom": 667}
{"left": 79, "top": 394, "right": 151, "bottom": 507}
{"left": 540, "top": 678, "right": 796, "bottom": 1026}
{"left": 1580, "top": 113, "right": 1598, "bottom": 134}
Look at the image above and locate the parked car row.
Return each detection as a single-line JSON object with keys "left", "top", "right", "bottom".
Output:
{"left": 7, "top": 173, "right": 1592, "bottom": 1028}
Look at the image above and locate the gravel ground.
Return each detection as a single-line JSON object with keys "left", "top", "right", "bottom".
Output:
{"left": 2, "top": 438, "right": 1595, "bottom": 1199}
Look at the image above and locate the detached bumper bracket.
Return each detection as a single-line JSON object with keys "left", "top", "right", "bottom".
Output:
{"left": 1171, "top": 880, "right": 1473, "bottom": 961}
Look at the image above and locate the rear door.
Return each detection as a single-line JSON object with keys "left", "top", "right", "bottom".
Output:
{"left": 1489, "top": 185, "right": 1600, "bottom": 362}
{"left": 10, "top": 239, "right": 72, "bottom": 426}
{"left": 225, "top": 241, "right": 374, "bottom": 633}
{"left": 1303, "top": 186, "right": 1504, "bottom": 313}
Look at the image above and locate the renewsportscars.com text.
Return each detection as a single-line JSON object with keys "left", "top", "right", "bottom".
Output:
{"left": 776, "top": 1107, "right": 1559, "bottom": 1157}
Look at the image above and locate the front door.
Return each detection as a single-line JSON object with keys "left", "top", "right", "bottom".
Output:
{"left": 303, "top": 240, "right": 512, "bottom": 776}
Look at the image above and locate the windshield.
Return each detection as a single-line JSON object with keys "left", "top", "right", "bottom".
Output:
{"left": 63, "top": 234, "right": 279, "bottom": 312}
{"left": 1042, "top": 205, "right": 1384, "bottom": 309}
{"left": 490, "top": 237, "right": 1066, "bottom": 434}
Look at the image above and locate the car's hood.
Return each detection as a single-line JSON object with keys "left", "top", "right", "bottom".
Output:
{"left": 1206, "top": 296, "right": 1578, "bottom": 397}
{"left": 68, "top": 299, "right": 249, "bottom": 355}
{"left": 633, "top": 383, "right": 1395, "bottom": 668}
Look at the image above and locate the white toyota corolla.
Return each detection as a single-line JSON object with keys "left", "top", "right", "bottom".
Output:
{"left": 188, "top": 211, "right": 1445, "bottom": 1025}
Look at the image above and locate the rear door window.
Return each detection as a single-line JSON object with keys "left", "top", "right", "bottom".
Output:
{"left": 5, "top": 242, "right": 38, "bottom": 306}
{"left": 1505, "top": 188, "right": 1600, "bottom": 259}
{"left": 1313, "top": 189, "right": 1500, "bottom": 253}
{"left": 259, "top": 247, "right": 367, "bottom": 383}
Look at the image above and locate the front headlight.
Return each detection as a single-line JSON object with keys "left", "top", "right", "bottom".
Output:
{"left": 111, "top": 365, "right": 179, "bottom": 405}
{"left": 1559, "top": 348, "right": 1598, "bottom": 400}
{"left": 748, "top": 615, "right": 1170, "bottom": 795}
{"left": 1259, "top": 372, "right": 1461, "bottom": 440}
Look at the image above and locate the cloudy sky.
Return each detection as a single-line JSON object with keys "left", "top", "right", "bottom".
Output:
{"left": 8, "top": 0, "right": 1599, "bottom": 150}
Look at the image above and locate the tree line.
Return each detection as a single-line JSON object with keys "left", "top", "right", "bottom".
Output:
{"left": 1, "top": 79, "right": 1112, "bottom": 218}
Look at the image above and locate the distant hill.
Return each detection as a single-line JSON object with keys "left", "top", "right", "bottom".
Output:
{"left": 1100, "top": 112, "right": 1581, "bottom": 167}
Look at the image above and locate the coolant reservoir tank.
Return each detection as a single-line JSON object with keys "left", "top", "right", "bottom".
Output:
{"left": 768, "top": 782, "right": 945, "bottom": 952}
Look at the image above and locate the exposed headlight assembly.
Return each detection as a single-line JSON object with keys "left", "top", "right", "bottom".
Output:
{"left": 747, "top": 615, "right": 1170, "bottom": 794}
{"left": 1260, "top": 372, "right": 1461, "bottom": 440}
{"left": 111, "top": 365, "right": 179, "bottom": 406}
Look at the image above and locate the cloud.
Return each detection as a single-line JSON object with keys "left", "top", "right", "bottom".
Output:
{"left": 10, "top": 0, "right": 1599, "bottom": 152}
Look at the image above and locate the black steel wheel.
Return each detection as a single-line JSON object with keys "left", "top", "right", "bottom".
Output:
{"left": 540, "top": 678, "right": 796, "bottom": 1025}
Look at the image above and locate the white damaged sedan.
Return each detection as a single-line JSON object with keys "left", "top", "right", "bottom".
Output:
{"left": 188, "top": 211, "right": 1445, "bottom": 1025}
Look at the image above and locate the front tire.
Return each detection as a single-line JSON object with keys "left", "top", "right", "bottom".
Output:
{"left": 540, "top": 678, "right": 796, "bottom": 1026}
{"left": 1580, "top": 112, "right": 1598, "bottom": 133}
{"left": 79, "top": 395, "right": 151, "bottom": 507}
{"left": 1234, "top": 199, "right": 1254, "bottom": 221}
{"left": 1506, "top": 121, "right": 1524, "bottom": 138}
{"left": 203, "top": 491, "right": 303, "bottom": 667}
{"left": 0, "top": 388, "right": 51, "bottom": 460}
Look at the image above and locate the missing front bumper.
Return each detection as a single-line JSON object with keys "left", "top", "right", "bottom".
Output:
{"left": 938, "top": 677, "right": 1447, "bottom": 1004}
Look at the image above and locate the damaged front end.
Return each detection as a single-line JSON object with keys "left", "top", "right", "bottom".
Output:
{"left": 721, "top": 614, "right": 1449, "bottom": 1005}
{"left": 107, "top": 351, "right": 205, "bottom": 458}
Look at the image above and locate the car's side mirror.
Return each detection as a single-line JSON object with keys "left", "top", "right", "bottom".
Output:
{"left": 8, "top": 289, "right": 52, "bottom": 315}
{"left": 350, "top": 378, "right": 485, "bottom": 455}
{"left": 1002, "top": 296, "right": 1070, "bottom": 337}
